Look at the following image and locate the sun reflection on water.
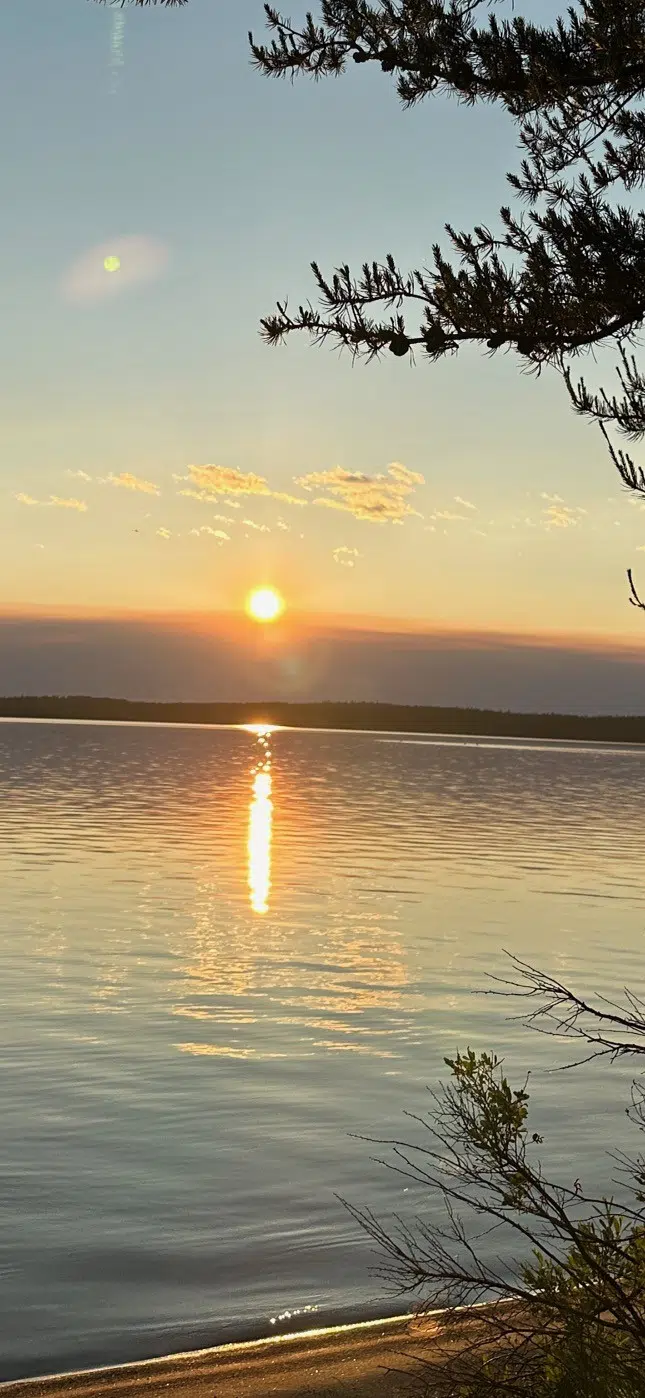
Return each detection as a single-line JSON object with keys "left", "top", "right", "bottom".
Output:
{"left": 247, "top": 726, "right": 274, "bottom": 915}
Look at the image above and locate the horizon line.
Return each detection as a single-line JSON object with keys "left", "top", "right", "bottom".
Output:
{"left": 4, "top": 695, "right": 645, "bottom": 717}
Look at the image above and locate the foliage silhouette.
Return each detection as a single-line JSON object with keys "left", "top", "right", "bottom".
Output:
{"left": 341, "top": 959, "right": 645, "bottom": 1395}
{"left": 247, "top": 0, "right": 645, "bottom": 606}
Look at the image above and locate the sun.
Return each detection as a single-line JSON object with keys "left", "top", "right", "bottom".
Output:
{"left": 246, "top": 586, "right": 284, "bottom": 623}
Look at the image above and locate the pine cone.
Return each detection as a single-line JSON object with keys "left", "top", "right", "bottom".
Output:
{"left": 389, "top": 333, "right": 410, "bottom": 357}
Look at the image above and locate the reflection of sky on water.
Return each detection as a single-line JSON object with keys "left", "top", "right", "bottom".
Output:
{"left": 3, "top": 722, "right": 645, "bottom": 1377}
{"left": 5, "top": 723, "right": 645, "bottom": 1067}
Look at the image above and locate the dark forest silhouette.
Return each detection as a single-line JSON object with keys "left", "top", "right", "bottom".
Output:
{"left": 4, "top": 694, "right": 645, "bottom": 743}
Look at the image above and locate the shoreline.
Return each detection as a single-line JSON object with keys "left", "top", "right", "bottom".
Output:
{"left": 0, "top": 1302, "right": 520, "bottom": 1398}
{"left": 2, "top": 697, "right": 645, "bottom": 744}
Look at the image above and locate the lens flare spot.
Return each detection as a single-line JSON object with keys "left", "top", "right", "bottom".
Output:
{"left": 62, "top": 236, "right": 169, "bottom": 306}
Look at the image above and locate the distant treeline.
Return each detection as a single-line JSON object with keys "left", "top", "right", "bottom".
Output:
{"left": 2, "top": 695, "right": 645, "bottom": 742}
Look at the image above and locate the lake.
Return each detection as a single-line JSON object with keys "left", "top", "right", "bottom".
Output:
{"left": 1, "top": 719, "right": 644, "bottom": 1380}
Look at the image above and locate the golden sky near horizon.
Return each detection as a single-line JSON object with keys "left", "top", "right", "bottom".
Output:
{"left": 6, "top": 450, "right": 645, "bottom": 642}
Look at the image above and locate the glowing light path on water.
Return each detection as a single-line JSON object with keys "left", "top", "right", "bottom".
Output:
{"left": 247, "top": 727, "right": 274, "bottom": 916}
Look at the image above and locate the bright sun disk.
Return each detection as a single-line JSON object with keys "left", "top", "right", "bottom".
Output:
{"left": 246, "top": 587, "right": 284, "bottom": 623}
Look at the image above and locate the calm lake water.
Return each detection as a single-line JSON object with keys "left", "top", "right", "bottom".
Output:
{"left": 2, "top": 719, "right": 645, "bottom": 1380}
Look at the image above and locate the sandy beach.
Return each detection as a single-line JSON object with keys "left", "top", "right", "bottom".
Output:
{"left": 0, "top": 1304, "right": 527, "bottom": 1398}
{"left": 0, "top": 1315, "right": 420, "bottom": 1398}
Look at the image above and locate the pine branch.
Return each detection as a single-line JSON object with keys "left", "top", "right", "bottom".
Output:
{"left": 252, "top": 2, "right": 645, "bottom": 509}
{"left": 250, "top": 2, "right": 645, "bottom": 115}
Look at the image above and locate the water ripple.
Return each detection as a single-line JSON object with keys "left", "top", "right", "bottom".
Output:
{"left": 1, "top": 721, "right": 644, "bottom": 1379}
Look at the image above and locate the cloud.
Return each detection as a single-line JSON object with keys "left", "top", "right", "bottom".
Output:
{"left": 179, "top": 489, "right": 241, "bottom": 507}
{"left": 67, "top": 470, "right": 92, "bottom": 482}
{"left": 295, "top": 461, "right": 424, "bottom": 523}
{"left": 51, "top": 496, "right": 88, "bottom": 511}
{"left": 276, "top": 519, "right": 290, "bottom": 532}
{"left": 242, "top": 518, "right": 270, "bottom": 532}
{"left": 542, "top": 503, "right": 586, "bottom": 529}
{"left": 176, "top": 463, "right": 306, "bottom": 507}
{"left": 454, "top": 496, "right": 476, "bottom": 511}
{"left": 213, "top": 513, "right": 237, "bottom": 525}
{"left": 108, "top": 472, "right": 160, "bottom": 495}
{"left": 432, "top": 509, "right": 467, "bottom": 522}
{"left": 189, "top": 526, "right": 230, "bottom": 542}
{"left": 15, "top": 492, "right": 87, "bottom": 512}
{"left": 333, "top": 546, "right": 361, "bottom": 568}
{"left": 156, "top": 527, "right": 171, "bottom": 539}
{"left": 540, "top": 492, "right": 564, "bottom": 504}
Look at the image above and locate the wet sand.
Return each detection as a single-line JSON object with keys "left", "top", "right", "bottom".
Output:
{"left": 0, "top": 1304, "right": 523, "bottom": 1398}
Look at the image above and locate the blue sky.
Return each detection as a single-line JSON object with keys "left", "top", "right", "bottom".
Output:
{"left": 2, "top": 0, "right": 645, "bottom": 703}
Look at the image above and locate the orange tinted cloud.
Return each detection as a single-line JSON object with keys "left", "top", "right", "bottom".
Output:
{"left": 295, "top": 461, "right": 424, "bottom": 523}
{"left": 177, "top": 463, "right": 306, "bottom": 507}
{"left": 51, "top": 496, "right": 88, "bottom": 512}
{"left": 333, "top": 546, "right": 360, "bottom": 567}
{"left": 543, "top": 503, "right": 586, "bottom": 529}
{"left": 189, "top": 526, "right": 230, "bottom": 542}
{"left": 15, "top": 493, "right": 87, "bottom": 512}
{"left": 107, "top": 472, "right": 160, "bottom": 495}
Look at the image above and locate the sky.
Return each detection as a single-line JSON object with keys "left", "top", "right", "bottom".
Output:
{"left": 2, "top": 0, "right": 645, "bottom": 708}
